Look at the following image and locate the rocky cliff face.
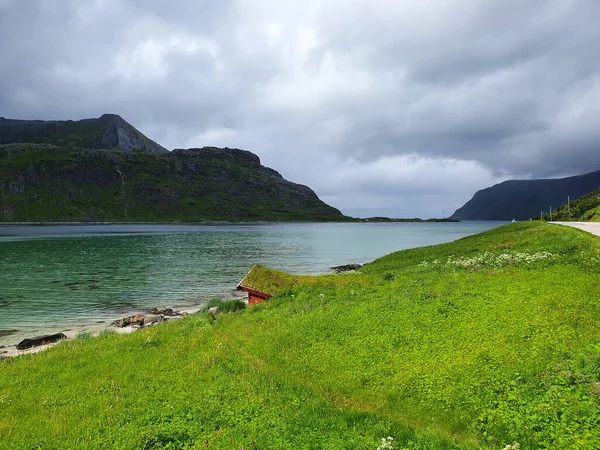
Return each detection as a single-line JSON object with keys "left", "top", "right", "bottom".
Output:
{"left": 451, "top": 170, "right": 600, "bottom": 220}
{"left": 0, "top": 115, "right": 345, "bottom": 222}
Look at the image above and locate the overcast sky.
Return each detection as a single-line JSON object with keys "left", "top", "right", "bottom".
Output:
{"left": 1, "top": 0, "right": 599, "bottom": 218}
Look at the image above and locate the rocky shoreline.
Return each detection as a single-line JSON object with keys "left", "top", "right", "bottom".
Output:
{"left": 0, "top": 304, "right": 208, "bottom": 359}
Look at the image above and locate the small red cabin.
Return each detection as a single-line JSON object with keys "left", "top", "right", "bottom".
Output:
{"left": 236, "top": 265, "right": 274, "bottom": 306}
{"left": 237, "top": 285, "right": 272, "bottom": 305}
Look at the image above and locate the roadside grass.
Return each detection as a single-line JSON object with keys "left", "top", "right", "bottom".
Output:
{"left": 1, "top": 222, "right": 599, "bottom": 449}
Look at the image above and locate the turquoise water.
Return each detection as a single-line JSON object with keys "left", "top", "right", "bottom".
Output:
{"left": 0, "top": 222, "right": 505, "bottom": 345}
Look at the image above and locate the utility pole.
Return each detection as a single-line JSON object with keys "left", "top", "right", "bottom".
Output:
{"left": 567, "top": 196, "right": 571, "bottom": 219}
{"left": 540, "top": 210, "right": 543, "bottom": 221}
{"left": 549, "top": 206, "right": 553, "bottom": 222}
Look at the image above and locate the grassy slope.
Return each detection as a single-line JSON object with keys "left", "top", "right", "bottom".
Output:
{"left": 1, "top": 222, "right": 599, "bottom": 449}
{"left": 552, "top": 188, "right": 600, "bottom": 221}
{"left": 0, "top": 145, "right": 345, "bottom": 222}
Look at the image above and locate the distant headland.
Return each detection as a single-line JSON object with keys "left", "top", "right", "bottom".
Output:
{"left": 0, "top": 114, "right": 347, "bottom": 222}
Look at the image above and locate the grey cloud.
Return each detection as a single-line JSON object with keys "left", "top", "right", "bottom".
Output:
{"left": 1, "top": 0, "right": 599, "bottom": 217}
{"left": 305, "top": 0, "right": 600, "bottom": 177}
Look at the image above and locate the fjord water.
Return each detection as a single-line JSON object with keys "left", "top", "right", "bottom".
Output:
{"left": 0, "top": 222, "right": 504, "bottom": 345}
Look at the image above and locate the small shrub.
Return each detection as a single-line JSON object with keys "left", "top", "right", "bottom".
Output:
{"left": 202, "top": 298, "right": 225, "bottom": 312}
{"left": 220, "top": 300, "right": 247, "bottom": 313}
{"left": 75, "top": 332, "right": 93, "bottom": 341}
{"left": 206, "top": 298, "right": 225, "bottom": 308}
{"left": 203, "top": 298, "right": 246, "bottom": 315}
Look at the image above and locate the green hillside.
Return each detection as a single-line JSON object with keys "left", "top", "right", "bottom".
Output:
{"left": 1, "top": 222, "right": 599, "bottom": 449}
{"left": 552, "top": 188, "right": 600, "bottom": 221}
{"left": 0, "top": 144, "right": 345, "bottom": 222}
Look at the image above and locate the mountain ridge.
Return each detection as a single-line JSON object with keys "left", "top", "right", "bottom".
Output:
{"left": 0, "top": 114, "right": 168, "bottom": 155}
{"left": 451, "top": 170, "right": 600, "bottom": 220}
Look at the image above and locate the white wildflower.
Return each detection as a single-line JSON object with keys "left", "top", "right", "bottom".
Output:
{"left": 502, "top": 444, "right": 520, "bottom": 450}
{"left": 445, "top": 251, "right": 556, "bottom": 270}
{"left": 376, "top": 436, "right": 394, "bottom": 450}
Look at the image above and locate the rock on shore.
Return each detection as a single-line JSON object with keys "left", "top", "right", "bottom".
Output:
{"left": 331, "top": 263, "right": 362, "bottom": 273}
{"left": 16, "top": 333, "right": 67, "bottom": 350}
{"left": 112, "top": 308, "right": 185, "bottom": 328}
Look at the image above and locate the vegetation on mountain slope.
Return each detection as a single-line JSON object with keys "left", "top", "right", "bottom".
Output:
{"left": 0, "top": 144, "right": 346, "bottom": 222}
{"left": 551, "top": 187, "right": 600, "bottom": 221}
{"left": 0, "top": 114, "right": 167, "bottom": 154}
{"left": 1, "top": 222, "right": 599, "bottom": 449}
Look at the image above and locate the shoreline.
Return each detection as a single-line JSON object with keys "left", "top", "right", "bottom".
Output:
{"left": 0, "top": 218, "right": 463, "bottom": 226}
{"left": 0, "top": 222, "right": 505, "bottom": 358}
{"left": 0, "top": 303, "right": 215, "bottom": 359}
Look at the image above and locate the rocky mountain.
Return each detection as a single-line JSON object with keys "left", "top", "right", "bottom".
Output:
{"left": 451, "top": 170, "right": 600, "bottom": 221}
{"left": 0, "top": 115, "right": 346, "bottom": 222}
{"left": 0, "top": 114, "right": 167, "bottom": 155}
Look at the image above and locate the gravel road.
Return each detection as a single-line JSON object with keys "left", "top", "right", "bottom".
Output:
{"left": 552, "top": 221, "right": 600, "bottom": 236}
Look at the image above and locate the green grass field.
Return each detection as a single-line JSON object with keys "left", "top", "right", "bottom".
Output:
{"left": 1, "top": 222, "right": 599, "bottom": 449}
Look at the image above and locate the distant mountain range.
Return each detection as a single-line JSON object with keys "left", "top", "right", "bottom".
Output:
{"left": 0, "top": 114, "right": 346, "bottom": 222}
{"left": 451, "top": 170, "right": 600, "bottom": 221}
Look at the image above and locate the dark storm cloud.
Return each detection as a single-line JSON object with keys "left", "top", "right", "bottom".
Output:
{"left": 1, "top": 0, "right": 599, "bottom": 216}
{"left": 309, "top": 0, "right": 600, "bottom": 177}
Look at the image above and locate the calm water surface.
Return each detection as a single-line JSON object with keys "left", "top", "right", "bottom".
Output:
{"left": 0, "top": 222, "right": 505, "bottom": 345}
